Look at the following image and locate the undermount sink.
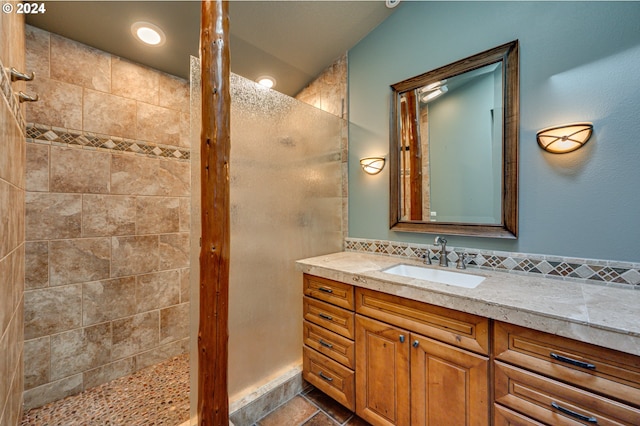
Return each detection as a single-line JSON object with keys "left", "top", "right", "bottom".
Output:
{"left": 381, "top": 264, "right": 485, "bottom": 289}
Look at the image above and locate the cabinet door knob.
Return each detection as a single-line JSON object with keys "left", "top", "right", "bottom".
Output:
{"left": 399, "top": 335, "right": 405, "bottom": 343}
{"left": 412, "top": 340, "right": 419, "bottom": 348}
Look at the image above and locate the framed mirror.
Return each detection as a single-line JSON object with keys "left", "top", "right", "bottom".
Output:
{"left": 389, "top": 41, "right": 519, "bottom": 238}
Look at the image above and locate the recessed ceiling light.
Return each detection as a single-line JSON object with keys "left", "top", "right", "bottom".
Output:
{"left": 257, "top": 76, "right": 276, "bottom": 89}
{"left": 131, "top": 21, "right": 166, "bottom": 46}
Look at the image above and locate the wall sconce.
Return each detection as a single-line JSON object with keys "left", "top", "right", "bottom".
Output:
{"left": 536, "top": 122, "right": 593, "bottom": 154}
{"left": 360, "top": 157, "right": 386, "bottom": 175}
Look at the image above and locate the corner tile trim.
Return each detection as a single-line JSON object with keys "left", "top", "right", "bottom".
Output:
{"left": 345, "top": 238, "right": 640, "bottom": 289}
{"left": 26, "top": 123, "right": 191, "bottom": 161}
{"left": 0, "top": 59, "right": 27, "bottom": 132}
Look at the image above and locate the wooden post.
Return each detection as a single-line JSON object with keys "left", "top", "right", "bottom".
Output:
{"left": 199, "top": 1, "right": 230, "bottom": 425}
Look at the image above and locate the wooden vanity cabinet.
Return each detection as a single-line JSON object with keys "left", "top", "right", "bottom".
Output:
{"left": 354, "top": 288, "right": 490, "bottom": 426}
{"left": 494, "top": 321, "right": 640, "bottom": 425}
{"left": 302, "top": 274, "right": 356, "bottom": 410}
{"left": 301, "top": 274, "right": 640, "bottom": 426}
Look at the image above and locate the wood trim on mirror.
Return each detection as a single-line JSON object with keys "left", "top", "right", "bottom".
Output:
{"left": 389, "top": 40, "right": 519, "bottom": 239}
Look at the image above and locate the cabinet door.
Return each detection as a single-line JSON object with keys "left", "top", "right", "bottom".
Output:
{"left": 410, "top": 333, "right": 490, "bottom": 426}
{"left": 356, "top": 315, "right": 410, "bottom": 426}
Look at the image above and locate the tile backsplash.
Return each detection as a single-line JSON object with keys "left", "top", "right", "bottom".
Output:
{"left": 346, "top": 238, "right": 640, "bottom": 289}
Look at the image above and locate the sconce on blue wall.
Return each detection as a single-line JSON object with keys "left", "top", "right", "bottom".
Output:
{"left": 537, "top": 122, "right": 593, "bottom": 154}
{"left": 360, "top": 157, "right": 386, "bottom": 175}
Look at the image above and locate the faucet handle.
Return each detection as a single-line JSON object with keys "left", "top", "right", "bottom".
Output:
{"left": 456, "top": 253, "right": 468, "bottom": 269}
{"left": 422, "top": 251, "right": 432, "bottom": 265}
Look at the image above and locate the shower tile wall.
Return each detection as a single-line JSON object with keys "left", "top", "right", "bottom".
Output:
{"left": 22, "top": 25, "right": 190, "bottom": 410}
{"left": 1, "top": 7, "right": 25, "bottom": 426}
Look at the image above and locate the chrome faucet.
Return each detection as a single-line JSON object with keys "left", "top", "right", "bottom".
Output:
{"left": 435, "top": 236, "right": 448, "bottom": 267}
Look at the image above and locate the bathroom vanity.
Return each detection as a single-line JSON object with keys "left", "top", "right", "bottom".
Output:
{"left": 297, "top": 252, "right": 640, "bottom": 426}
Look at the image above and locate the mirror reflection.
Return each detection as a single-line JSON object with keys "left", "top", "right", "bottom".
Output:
{"left": 399, "top": 63, "right": 503, "bottom": 224}
{"left": 390, "top": 41, "right": 519, "bottom": 238}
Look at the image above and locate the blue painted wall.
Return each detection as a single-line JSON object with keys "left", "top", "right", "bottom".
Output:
{"left": 348, "top": 1, "right": 640, "bottom": 262}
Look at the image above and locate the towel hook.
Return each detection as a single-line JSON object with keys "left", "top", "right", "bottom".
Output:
{"left": 18, "top": 91, "right": 39, "bottom": 103}
{"left": 8, "top": 67, "right": 35, "bottom": 82}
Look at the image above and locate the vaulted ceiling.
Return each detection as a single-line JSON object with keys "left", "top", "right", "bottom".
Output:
{"left": 27, "top": 1, "right": 396, "bottom": 96}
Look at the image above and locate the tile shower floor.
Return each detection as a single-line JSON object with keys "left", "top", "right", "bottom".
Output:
{"left": 21, "top": 353, "right": 369, "bottom": 426}
{"left": 21, "top": 354, "right": 190, "bottom": 425}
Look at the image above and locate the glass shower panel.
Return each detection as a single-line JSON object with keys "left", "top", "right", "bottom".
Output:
{"left": 190, "top": 58, "right": 344, "bottom": 416}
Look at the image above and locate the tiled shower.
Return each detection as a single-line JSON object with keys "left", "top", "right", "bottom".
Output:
{"left": 21, "top": 25, "right": 191, "bottom": 410}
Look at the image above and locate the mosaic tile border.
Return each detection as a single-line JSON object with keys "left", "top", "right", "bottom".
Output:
{"left": 345, "top": 238, "right": 640, "bottom": 289}
{"left": 26, "top": 123, "right": 191, "bottom": 161}
{"left": 0, "top": 59, "right": 27, "bottom": 132}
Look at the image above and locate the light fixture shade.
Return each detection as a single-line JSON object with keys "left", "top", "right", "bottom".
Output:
{"left": 536, "top": 122, "right": 593, "bottom": 154}
{"left": 360, "top": 157, "right": 386, "bottom": 175}
{"left": 131, "top": 22, "right": 166, "bottom": 46}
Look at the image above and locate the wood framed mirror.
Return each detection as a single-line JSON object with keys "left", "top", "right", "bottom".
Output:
{"left": 389, "top": 40, "right": 519, "bottom": 238}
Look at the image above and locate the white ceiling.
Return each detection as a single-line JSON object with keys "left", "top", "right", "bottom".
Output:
{"left": 26, "top": 1, "right": 396, "bottom": 96}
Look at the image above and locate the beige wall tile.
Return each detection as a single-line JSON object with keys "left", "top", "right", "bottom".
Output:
{"left": 24, "top": 284, "right": 82, "bottom": 340}
{"left": 83, "top": 357, "right": 135, "bottom": 390}
{"left": 50, "top": 323, "right": 112, "bottom": 381}
{"left": 112, "top": 311, "right": 159, "bottom": 360}
{"left": 136, "top": 196, "right": 179, "bottom": 234}
{"left": 50, "top": 147, "right": 110, "bottom": 193}
{"left": 160, "top": 303, "right": 189, "bottom": 345}
{"left": 136, "top": 270, "right": 180, "bottom": 313}
{"left": 82, "top": 277, "right": 137, "bottom": 326}
{"left": 158, "top": 160, "right": 190, "bottom": 196}
{"left": 179, "top": 268, "right": 189, "bottom": 303}
{"left": 111, "top": 235, "right": 159, "bottom": 277}
{"left": 111, "top": 57, "right": 159, "bottom": 104}
{"left": 25, "top": 241, "right": 48, "bottom": 290}
{"left": 26, "top": 143, "right": 49, "bottom": 192}
{"left": 136, "top": 102, "right": 180, "bottom": 146}
{"left": 179, "top": 197, "right": 190, "bottom": 232}
{"left": 0, "top": 181, "right": 24, "bottom": 259}
{"left": 24, "top": 336, "right": 50, "bottom": 390}
{"left": 50, "top": 34, "right": 111, "bottom": 92}
{"left": 179, "top": 111, "right": 190, "bottom": 148}
{"left": 135, "top": 338, "right": 188, "bottom": 371}
{"left": 159, "top": 233, "right": 189, "bottom": 270}
{"left": 25, "top": 193, "right": 82, "bottom": 241}
{"left": 0, "top": 102, "right": 26, "bottom": 189}
{"left": 23, "top": 374, "right": 83, "bottom": 410}
{"left": 158, "top": 74, "right": 188, "bottom": 112}
{"left": 111, "top": 154, "right": 161, "bottom": 196}
{"left": 49, "top": 238, "right": 110, "bottom": 286}
{"left": 0, "top": 248, "right": 17, "bottom": 333}
{"left": 83, "top": 88, "right": 136, "bottom": 138}
{"left": 25, "top": 25, "right": 50, "bottom": 79}
{"left": 82, "top": 194, "right": 136, "bottom": 237}
{"left": 26, "top": 77, "right": 83, "bottom": 129}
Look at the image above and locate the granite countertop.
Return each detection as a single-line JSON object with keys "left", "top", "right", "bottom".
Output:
{"left": 296, "top": 251, "right": 640, "bottom": 357}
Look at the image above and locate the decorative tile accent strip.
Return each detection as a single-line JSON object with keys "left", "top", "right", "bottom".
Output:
{"left": 345, "top": 238, "right": 640, "bottom": 289}
{"left": 0, "top": 59, "right": 26, "bottom": 132}
{"left": 26, "top": 123, "right": 191, "bottom": 161}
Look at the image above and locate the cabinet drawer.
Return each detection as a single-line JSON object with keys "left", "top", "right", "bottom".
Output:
{"left": 494, "top": 321, "right": 640, "bottom": 407}
{"left": 355, "top": 287, "right": 489, "bottom": 355}
{"left": 304, "top": 296, "right": 355, "bottom": 339}
{"left": 303, "top": 346, "right": 355, "bottom": 411}
{"left": 495, "top": 361, "right": 640, "bottom": 426}
{"left": 494, "top": 404, "right": 545, "bottom": 426}
{"left": 304, "top": 274, "right": 354, "bottom": 310}
{"left": 303, "top": 321, "right": 355, "bottom": 368}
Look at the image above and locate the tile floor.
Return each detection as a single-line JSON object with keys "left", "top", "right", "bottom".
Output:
{"left": 254, "top": 386, "right": 370, "bottom": 426}
{"left": 20, "top": 352, "right": 369, "bottom": 426}
{"left": 21, "top": 354, "right": 190, "bottom": 425}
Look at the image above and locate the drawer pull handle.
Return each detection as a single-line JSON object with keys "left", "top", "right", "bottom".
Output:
{"left": 318, "top": 371, "right": 333, "bottom": 382}
{"left": 550, "top": 352, "right": 596, "bottom": 370}
{"left": 319, "top": 339, "right": 333, "bottom": 349}
{"left": 319, "top": 313, "right": 333, "bottom": 321}
{"left": 551, "top": 402, "right": 597, "bottom": 423}
{"left": 318, "top": 287, "right": 333, "bottom": 293}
